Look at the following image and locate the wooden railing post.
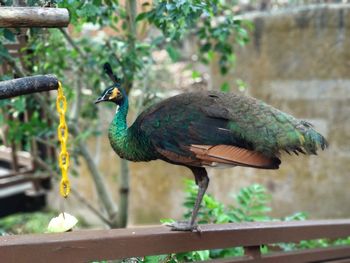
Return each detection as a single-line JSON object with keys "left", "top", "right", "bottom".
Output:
{"left": 244, "top": 245, "right": 262, "bottom": 260}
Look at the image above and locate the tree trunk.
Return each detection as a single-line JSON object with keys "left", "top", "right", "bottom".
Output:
{"left": 118, "top": 158, "right": 129, "bottom": 227}
{"left": 116, "top": 0, "right": 138, "bottom": 228}
{"left": 71, "top": 125, "right": 120, "bottom": 228}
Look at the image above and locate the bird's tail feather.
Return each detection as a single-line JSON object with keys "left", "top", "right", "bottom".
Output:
{"left": 303, "top": 129, "right": 328, "bottom": 155}
{"left": 299, "top": 121, "right": 328, "bottom": 155}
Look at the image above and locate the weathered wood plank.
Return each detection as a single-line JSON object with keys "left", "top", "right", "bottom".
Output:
{"left": 0, "top": 146, "right": 32, "bottom": 168}
{"left": 0, "top": 220, "right": 350, "bottom": 262}
{"left": 0, "top": 75, "right": 59, "bottom": 99}
{"left": 0, "top": 7, "right": 69, "bottom": 28}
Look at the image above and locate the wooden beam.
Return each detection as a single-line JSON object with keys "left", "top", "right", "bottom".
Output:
{"left": 0, "top": 220, "right": 350, "bottom": 262}
{"left": 0, "top": 75, "right": 59, "bottom": 99}
{"left": 0, "top": 146, "right": 32, "bottom": 167}
{"left": 0, "top": 7, "right": 69, "bottom": 28}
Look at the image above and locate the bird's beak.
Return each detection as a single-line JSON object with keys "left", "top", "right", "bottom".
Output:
{"left": 94, "top": 96, "right": 106, "bottom": 104}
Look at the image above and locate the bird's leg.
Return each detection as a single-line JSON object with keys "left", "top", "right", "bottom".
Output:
{"left": 189, "top": 168, "right": 209, "bottom": 228}
{"left": 168, "top": 167, "right": 209, "bottom": 231}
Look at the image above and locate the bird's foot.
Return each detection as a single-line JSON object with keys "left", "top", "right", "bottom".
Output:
{"left": 165, "top": 220, "right": 200, "bottom": 232}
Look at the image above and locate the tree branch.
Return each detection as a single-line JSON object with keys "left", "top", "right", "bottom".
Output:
{"left": 0, "top": 7, "right": 69, "bottom": 28}
{"left": 0, "top": 74, "right": 59, "bottom": 99}
{"left": 76, "top": 137, "right": 119, "bottom": 227}
{"left": 114, "top": 0, "right": 138, "bottom": 228}
{"left": 59, "top": 28, "right": 87, "bottom": 59}
{"left": 105, "top": 40, "right": 127, "bottom": 79}
{"left": 124, "top": 0, "right": 137, "bottom": 94}
{"left": 70, "top": 74, "right": 82, "bottom": 123}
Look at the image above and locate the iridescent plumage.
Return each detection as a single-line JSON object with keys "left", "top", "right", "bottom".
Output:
{"left": 96, "top": 64, "right": 327, "bottom": 231}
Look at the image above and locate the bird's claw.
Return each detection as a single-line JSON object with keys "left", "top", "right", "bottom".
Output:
{"left": 165, "top": 220, "right": 201, "bottom": 232}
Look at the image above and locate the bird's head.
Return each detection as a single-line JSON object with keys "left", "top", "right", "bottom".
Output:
{"left": 94, "top": 85, "right": 124, "bottom": 105}
{"left": 95, "top": 62, "right": 126, "bottom": 105}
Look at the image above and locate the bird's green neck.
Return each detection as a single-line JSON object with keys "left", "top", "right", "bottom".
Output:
{"left": 108, "top": 98, "right": 154, "bottom": 162}
{"left": 111, "top": 99, "right": 129, "bottom": 138}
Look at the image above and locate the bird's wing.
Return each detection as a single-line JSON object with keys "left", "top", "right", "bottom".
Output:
{"left": 134, "top": 91, "right": 326, "bottom": 168}
{"left": 134, "top": 92, "right": 274, "bottom": 168}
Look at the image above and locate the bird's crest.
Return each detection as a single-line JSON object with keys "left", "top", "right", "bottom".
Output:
{"left": 103, "top": 63, "right": 122, "bottom": 88}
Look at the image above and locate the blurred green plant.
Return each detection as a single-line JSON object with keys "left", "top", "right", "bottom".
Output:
{"left": 0, "top": 211, "right": 57, "bottom": 235}
{"left": 0, "top": 211, "right": 89, "bottom": 235}
{"left": 183, "top": 180, "right": 271, "bottom": 224}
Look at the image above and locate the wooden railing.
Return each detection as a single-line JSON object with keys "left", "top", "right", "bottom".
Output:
{"left": 1, "top": 220, "right": 350, "bottom": 262}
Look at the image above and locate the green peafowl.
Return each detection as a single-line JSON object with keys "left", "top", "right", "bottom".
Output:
{"left": 95, "top": 63, "right": 328, "bottom": 231}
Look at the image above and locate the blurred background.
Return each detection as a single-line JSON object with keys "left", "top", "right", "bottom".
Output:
{"left": 0, "top": 0, "right": 349, "bottom": 234}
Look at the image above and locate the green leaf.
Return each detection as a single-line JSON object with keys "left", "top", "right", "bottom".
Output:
{"left": 121, "top": 21, "right": 127, "bottom": 30}
{"left": 151, "top": 36, "right": 165, "bottom": 46}
{"left": 284, "top": 212, "right": 308, "bottom": 221}
{"left": 4, "top": 29, "right": 15, "bottom": 42}
{"left": 191, "top": 70, "right": 201, "bottom": 79}
{"left": 160, "top": 218, "right": 175, "bottom": 224}
{"left": 249, "top": 215, "right": 270, "bottom": 221}
{"left": 144, "top": 255, "right": 169, "bottom": 263}
{"left": 194, "top": 250, "right": 210, "bottom": 260}
{"left": 76, "top": 3, "right": 100, "bottom": 17}
{"left": 0, "top": 44, "right": 11, "bottom": 60}
{"left": 136, "top": 11, "right": 149, "bottom": 22}
{"left": 200, "top": 43, "right": 211, "bottom": 53}
{"left": 12, "top": 97, "right": 26, "bottom": 112}
{"left": 207, "top": 50, "right": 215, "bottom": 61}
{"left": 166, "top": 45, "right": 180, "bottom": 62}
{"left": 220, "top": 82, "right": 230, "bottom": 92}
{"left": 236, "top": 79, "right": 247, "bottom": 91}
{"left": 216, "top": 213, "right": 230, "bottom": 223}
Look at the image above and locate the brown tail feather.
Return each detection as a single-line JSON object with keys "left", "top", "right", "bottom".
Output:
{"left": 190, "top": 144, "right": 280, "bottom": 169}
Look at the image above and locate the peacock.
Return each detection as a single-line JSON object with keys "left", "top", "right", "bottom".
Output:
{"left": 95, "top": 63, "right": 328, "bottom": 231}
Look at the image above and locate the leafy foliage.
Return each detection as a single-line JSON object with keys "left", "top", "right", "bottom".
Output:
{"left": 0, "top": 0, "right": 251, "bottom": 147}
{"left": 0, "top": 28, "right": 16, "bottom": 64}
{"left": 138, "top": 0, "right": 251, "bottom": 75}
{"left": 0, "top": 211, "right": 89, "bottom": 235}
{"left": 0, "top": 211, "right": 57, "bottom": 235}
{"left": 183, "top": 181, "right": 271, "bottom": 224}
